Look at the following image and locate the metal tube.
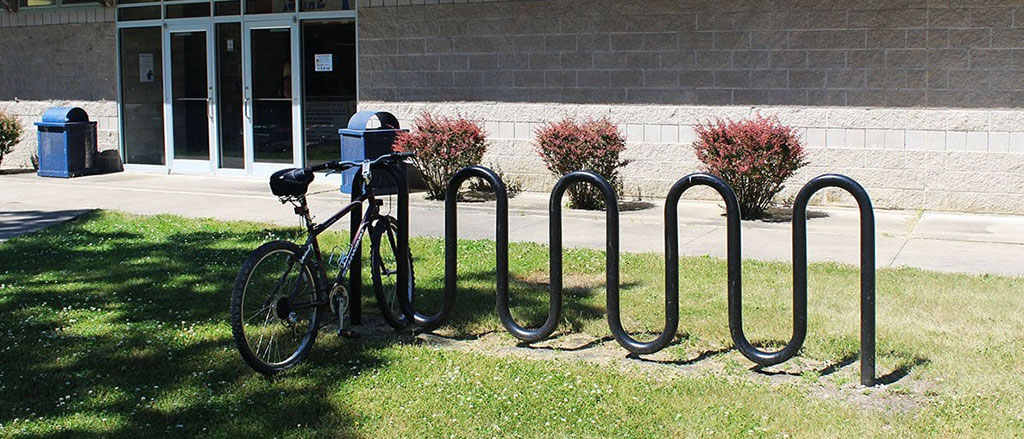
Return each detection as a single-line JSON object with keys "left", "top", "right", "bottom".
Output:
{"left": 667, "top": 173, "right": 792, "bottom": 364}
{"left": 791, "top": 174, "right": 876, "bottom": 387}
{"left": 444, "top": 166, "right": 550, "bottom": 339}
{"left": 349, "top": 173, "right": 363, "bottom": 325}
{"left": 551, "top": 171, "right": 675, "bottom": 354}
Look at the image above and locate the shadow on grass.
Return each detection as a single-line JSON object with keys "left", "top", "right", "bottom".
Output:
{"left": 0, "top": 210, "right": 633, "bottom": 436}
{"left": 0, "top": 212, "right": 384, "bottom": 437}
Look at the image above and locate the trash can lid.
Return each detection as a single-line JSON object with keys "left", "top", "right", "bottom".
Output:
{"left": 41, "top": 107, "right": 89, "bottom": 124}
{"left": 340, "top": 111, "right": 401, "bottom": 136}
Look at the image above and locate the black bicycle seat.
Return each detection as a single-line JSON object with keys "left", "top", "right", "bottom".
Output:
{"left": 270, "top": 168, "right": 314, "bottom": 197}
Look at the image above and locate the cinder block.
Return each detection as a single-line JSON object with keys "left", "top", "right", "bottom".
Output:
{"left": 680, "top": 125, "right": 697, "bottom": 146}
{"left": 661, "top": 124, "right": 679, "bottom": 144}
{"left": 644, "top": 124, "right": 661, "bottom": 143}
{"left": 826, "top": 128, "right": 845, "bottom": 148}
{"left": 806, "top": 128, "right": 826, "bottom": 148}
{"left": 884, "top": 130, "right": 905, "bottom": 150}
{"left": 990, "top": 131, "right": 1010, "bottom": 152}
{"left": 1010, "top": 132, "right": 1024, "bottom": 153}
{"left": 626, "top": 124, "right": 643, "bottom": 142}
{"left": 946, "top": 131, "right": 967, "bottom": 151}
{"left": 966, "top": 131, "right": 988, "bottom": 152}
{"left": 845, "top": 129, "right": 865, "bottom": 148}
{"left": 865, "top": 129, "right": 886, "bottom": 148}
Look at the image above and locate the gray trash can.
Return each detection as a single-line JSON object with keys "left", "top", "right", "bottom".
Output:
{"left": 339, "top": 111, "right": 408, "bottom": 194}
{"left": 34, "top": 107, "right": 98, "bottom": 178}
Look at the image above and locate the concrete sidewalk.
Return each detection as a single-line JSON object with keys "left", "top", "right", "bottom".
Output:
{"left": 2, "top": 171, "right": 1022, "bottom": 277}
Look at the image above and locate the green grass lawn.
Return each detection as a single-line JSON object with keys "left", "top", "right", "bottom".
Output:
{"left": 1, "top": 210, "right": 1023, "bottom": 438}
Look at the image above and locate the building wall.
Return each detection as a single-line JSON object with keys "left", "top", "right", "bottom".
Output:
{"left": 0, "top": 7, "right": 118, "bottom": 169}
{"left": 358, "top": 0, "right": 1024, "bottom": 213}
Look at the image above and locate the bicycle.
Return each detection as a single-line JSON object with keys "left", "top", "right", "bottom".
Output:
{"left": 230, "top": 152, "right": 415, "bottom": 375}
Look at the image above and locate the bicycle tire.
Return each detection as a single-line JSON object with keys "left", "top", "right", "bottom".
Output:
{"left": 230, "top": 240, "right": 320, "bottom": 375}
{"left": 370, "top": 216, "right": 415, "bottom": 329}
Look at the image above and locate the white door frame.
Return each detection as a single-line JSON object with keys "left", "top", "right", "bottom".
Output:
{"left": 242, "top": 19, "right": 302, "bottom": 176}
{"left": 162, "top": 21, "right": 218, "bottom": 174}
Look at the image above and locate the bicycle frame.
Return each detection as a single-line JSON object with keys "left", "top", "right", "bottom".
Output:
{"left": 294, "top": 191, "right": 380, "bottom": 292}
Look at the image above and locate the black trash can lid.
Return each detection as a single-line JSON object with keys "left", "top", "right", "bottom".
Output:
{"left": 41, "top": 107, "right": 89, "bottom": 124}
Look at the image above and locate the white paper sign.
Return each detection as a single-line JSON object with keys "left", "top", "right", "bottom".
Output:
{"left": 314, "top": 54, "right": 333, "bottom": 72}
{"left": 139, "top": 53, "right": 155, "bottom": 83}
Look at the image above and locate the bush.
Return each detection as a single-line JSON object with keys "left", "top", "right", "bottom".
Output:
{"left": 535, "top": 118, "right": 629, "bottom": 210}
{"left": 467, "top": 163, "right": 524, "bottom": 199}
{"left": 393, "top": 113, "right": 488, "bottom": 200}
{"left": 693, "top": 115, "right": 808, "bottom": 220}
{"left": 0, "top": 111, "right": 23, "bottom": 168}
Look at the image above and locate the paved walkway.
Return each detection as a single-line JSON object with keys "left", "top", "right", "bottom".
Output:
{"left": 2, "top": 171, "right": 1022, "bottom": 277}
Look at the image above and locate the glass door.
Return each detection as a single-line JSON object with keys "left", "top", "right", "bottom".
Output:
{"left": 243, "top": 20, "right": 301, "bottom": 175}
{"left": 216, "top": 22, "right": 245, "bottom": 171}
{"left": 163, "top": 23, "right": 217, "bottom": 173}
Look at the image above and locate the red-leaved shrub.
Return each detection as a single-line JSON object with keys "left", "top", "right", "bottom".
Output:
{"left": 693, "top": 115, "right": 807, "bottom": 220}
{"left": 0, "top": 111, "right": 23, "bottom": 168}
{"left": 535, "top": 118, "right": 629, "bottom": 210}
{"left": 393, "top": 113, "right": 488, "bottom": 200}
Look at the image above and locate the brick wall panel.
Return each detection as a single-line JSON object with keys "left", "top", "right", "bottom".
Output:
{"left": 352, "top": 0, "right": 1024, "bottom": 213}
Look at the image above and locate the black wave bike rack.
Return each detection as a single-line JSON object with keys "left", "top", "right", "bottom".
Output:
{"left": 357, "top": 165, "right": 878, "bottom": 386}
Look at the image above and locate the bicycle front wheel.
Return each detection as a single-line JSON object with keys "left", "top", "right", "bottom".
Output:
{"left": 230, "top": 240, "right": 320, "bottom": 375}
{"left": 371, "top": 216, "right": 415, "bottom": 329}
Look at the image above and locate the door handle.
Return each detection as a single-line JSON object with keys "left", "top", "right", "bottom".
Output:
{"left": 244, "top": 96, "right": 251, "bottom": 120}
{"left": 208, "top": 87, "right": 215, "bottom": 121}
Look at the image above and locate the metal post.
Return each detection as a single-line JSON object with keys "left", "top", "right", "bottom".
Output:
{"left": 393, "top": 164, "right": 410, "bottom": 330}
{"left": 349, "top": 174, "right": 363, "bottom": 325}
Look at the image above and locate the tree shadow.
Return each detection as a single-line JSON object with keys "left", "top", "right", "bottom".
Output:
{"left": 0, "top": 209, "right": 95, "bottom": 241}
{"left": 757, "top": 207, "right": 830, "bottom": 224}
{"left": 0, "top": 214, "right": 395, "bottom": 437}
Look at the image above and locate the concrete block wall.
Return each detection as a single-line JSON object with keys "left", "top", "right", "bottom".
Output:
{"left": 362, "top": 101, "right": 1024, "bottom": 212}
{"left": 0, "top": 9, "right": 117, "bottom": 169}
{"left": 359, "top": 0, "right": 1024, "bottom": 214}
{"left": 0, "top": 100, "right": 119, "bottom": 169}
{"left": 358, "top": 0, "right": 1024, "bottom": 107}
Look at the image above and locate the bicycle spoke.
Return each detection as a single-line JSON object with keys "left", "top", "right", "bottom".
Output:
{"left": 253, "top": 306, "right": 273, "bottom": 356}
{"left": 245, "top": 304, "right": 274, "bottom": 324}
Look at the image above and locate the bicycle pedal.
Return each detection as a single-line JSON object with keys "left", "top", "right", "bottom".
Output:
{"left": 337, "top": 329, "right": 360, "bottom": 339}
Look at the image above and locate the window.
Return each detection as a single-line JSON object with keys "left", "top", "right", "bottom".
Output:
{"left": 18, "top": 0, "right": 100, "bottom": 7}
{"left": 18, "top": 0, "right": 55, "bottom": 7}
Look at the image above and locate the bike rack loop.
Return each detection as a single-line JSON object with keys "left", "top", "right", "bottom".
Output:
{"left": 393, "top": 165, "right": 557, "bottom": 339}
{"left": 552, "top": 171, "right": 680, "bottom": 354}
{"left": 443, "top": 166, "right": 559, "bottom": 339}
{"left": 701, "top": 172, "right": 877, "bottom": 387}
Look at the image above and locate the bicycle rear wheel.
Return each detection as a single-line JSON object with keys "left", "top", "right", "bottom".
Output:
{"left": 230, "top": 240, "right": 320, "bottom": 375}
{"left": 370, "top": 216, "right": 414, "bottom": 329}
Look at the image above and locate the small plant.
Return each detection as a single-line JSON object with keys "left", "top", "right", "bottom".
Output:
{"left": 31, "top": 153, "right": 39, "bottom": 171}
{"left": 467, "top": 163, "right": 524, "bottom": 199}
{"left": 693, "top": 115, "right": 807, "bottom": 220}
{"left": 535, "top": 118, "right": 630, "bottom": 210}
{"left": 0, "top": 111, "right": 23, "bottom": 168}
{"left": 393, "top": 113, "right": 488, "bottom": 200}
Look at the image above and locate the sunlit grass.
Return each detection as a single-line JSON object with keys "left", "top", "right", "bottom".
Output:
{"left": 1, "top": 210, "right": 1022, "bottom": 437}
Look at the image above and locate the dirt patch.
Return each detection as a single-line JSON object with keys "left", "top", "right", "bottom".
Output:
{"left": 342, "top": 314, "right": 932, "bottom": 413}
{"left": 409, "top": 329, "right": 932, "bottom": 413}
{"left": 516, "top": 271, "right": 607, "bottom": 290}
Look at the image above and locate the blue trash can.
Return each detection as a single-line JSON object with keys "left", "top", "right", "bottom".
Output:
{"left": 34, "top": 107, "right": 98, "bottom": 178}
{"left": 339, "top": 111, "right": 408, "bottom": 194}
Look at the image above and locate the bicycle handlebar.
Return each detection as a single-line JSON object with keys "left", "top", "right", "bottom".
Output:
{"left": 308, "top": 151, "right": 415, "bottom": 173}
